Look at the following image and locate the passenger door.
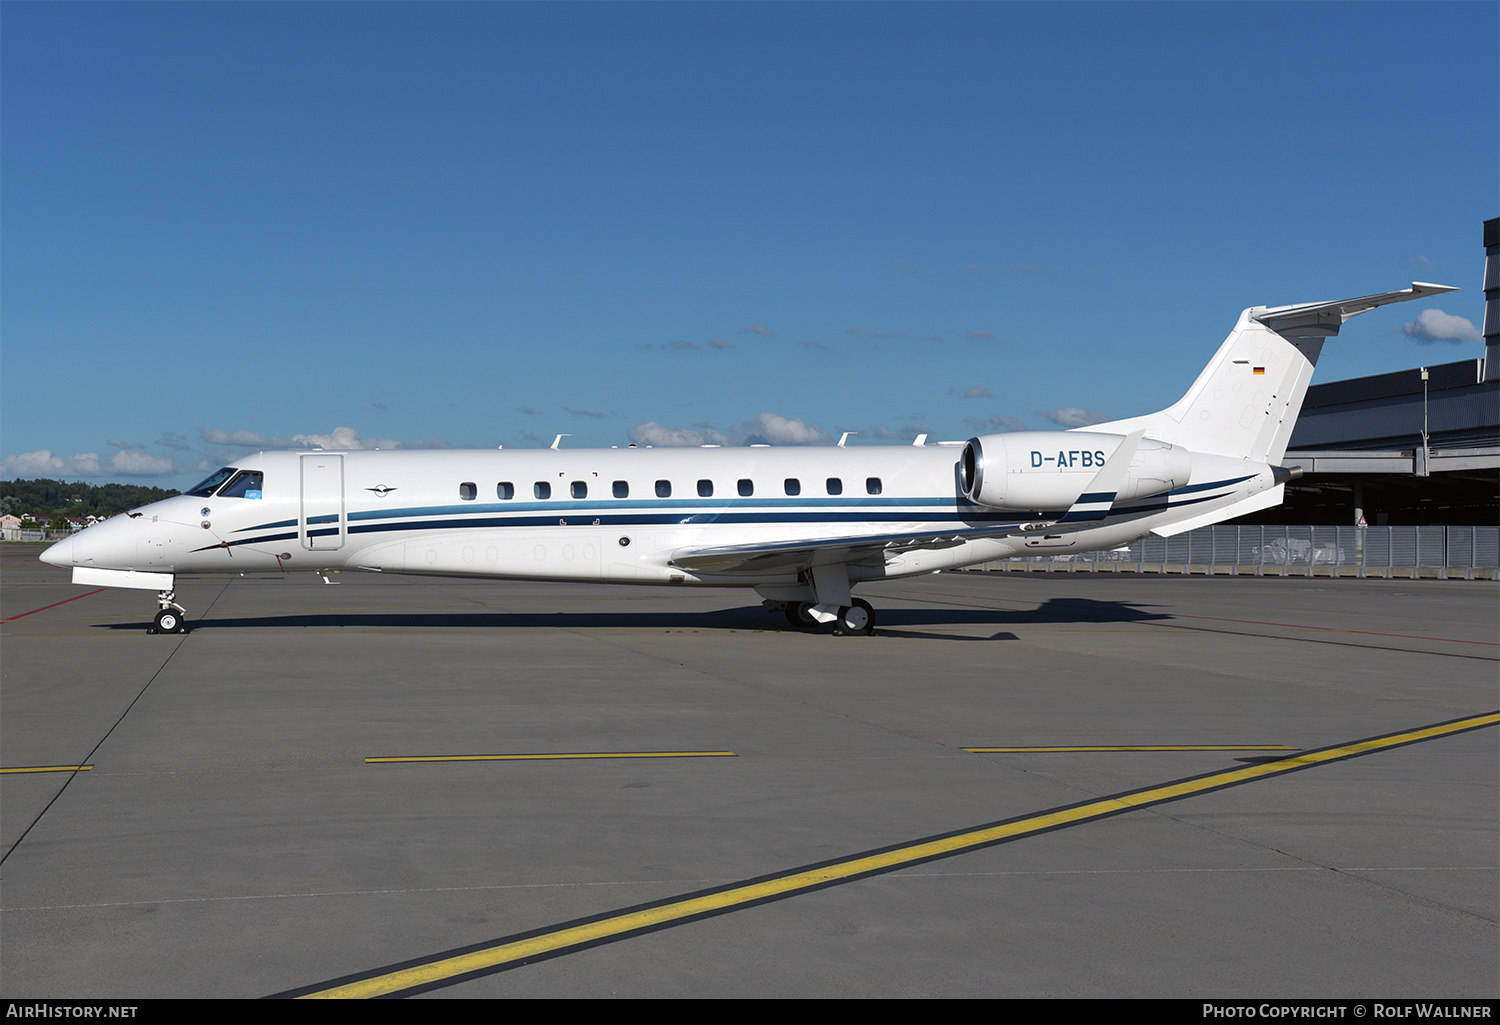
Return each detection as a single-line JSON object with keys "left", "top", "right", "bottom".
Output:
{"left": 299, "top": 455, "right": 345, "bottom": 551}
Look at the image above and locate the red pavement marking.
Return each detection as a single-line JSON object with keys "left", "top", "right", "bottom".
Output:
{"left": 2, "top": 589, "right": 107, "bottom": 622}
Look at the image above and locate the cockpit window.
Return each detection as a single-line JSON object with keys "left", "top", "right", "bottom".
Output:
{"left": 186, "top": 467, "right": 237, "bottom": 497}
{"left": 219, "top": 471, "right": 264, "bottom": 500}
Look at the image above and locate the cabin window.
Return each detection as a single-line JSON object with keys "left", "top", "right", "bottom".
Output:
{"left": 219, "top": 470, "right": 264, "bottom": 500}
{"left": 497, "top": 482, "right": 515, "bottom": 500}
{"left": 737, "top": 479, "right": 753, "bottom": 497}
{"left": 613, "top": 480, "right": 629, "bottom": 498}
{"left": 826, "top": 477, "right": 842, "bottom": 496}
{"left": 697, "top": 479, "right": 713, "bottom": 498}
{"left": 655, "top": 479, "right": 672, "bottom": 498}
{"left": 784, "top": 478, "right": 801, "bottom": 496}
{"left": 534, "top": 482, "right": 551, "bottom": 500}
{"left": 187, "top": 467, "right": 237, "bottom": 498}
{"left": 459, "top": 482, "right": 477, "bottom": 501}
{"left": 866, "top": 477, "right": 883, "bottom": 495}
{"left": 570, "top": 481, "right": 587, "bottom": 499}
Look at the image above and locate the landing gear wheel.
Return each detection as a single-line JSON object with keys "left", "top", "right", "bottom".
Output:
{"left": 784, "top": 601, "right": 818, "bottom": 629}
{"left": 833, "top": 599, "right": 875, "bottom": 637}
{"left": 153, "top": 609, "right": 184, "bottom": 634}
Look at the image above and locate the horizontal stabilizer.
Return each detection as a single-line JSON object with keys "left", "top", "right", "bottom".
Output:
{"left": 1252, "top": 282, "right": 1457, "bottom": 335}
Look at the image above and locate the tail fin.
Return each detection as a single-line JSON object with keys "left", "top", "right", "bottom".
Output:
{"left": 1083, "top": 283, "right": 1457, "bottom": 461}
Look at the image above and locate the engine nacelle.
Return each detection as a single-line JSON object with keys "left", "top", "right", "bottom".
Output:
{"left": 959, "top": 431, "right": 1192, "bottom": 511}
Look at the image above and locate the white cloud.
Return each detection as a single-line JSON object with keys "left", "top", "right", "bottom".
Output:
{"left": 107, "top": 450, "right": 176, "bottom": 475}
{"left": 1, "top": 450, "right": 102, "bottom": 477}
{"left": 627, "top": 421, "right": 729, "bottom": 447}
{"left": 728, "top": 413, "right": 831, "bottom": 446}
{"left": 960, "top": 385, "right": 992, "bottom": 399}
{"left": 290, "top": 427, "right": 401, "bottom": 450}
{"left": 200, "top": 427, "right": 270, "bottom": 447}
{"left": 200, "top": 426, "right": 402, "bottom": 451}
{"left": 0, "top": 447, "right": 173, "bottom": 478}
{"left": 627, "top": 412, "right": 832, "bottom": 448}
{"left": 965, "top": 414, "right": 1027, "bottom": 433}
{"left": 1401, "top": 308, "right": 1482, "bottom": 344}
{"left": 739, "top": 325, "right": 774, "bottom": 336}
{"left": 1037, "top": 407, "right": 1107, "bottom": 428}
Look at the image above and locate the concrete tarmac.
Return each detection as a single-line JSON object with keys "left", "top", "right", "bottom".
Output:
{"left": 2, "top": 543, "right": 1496, "bottom": 998}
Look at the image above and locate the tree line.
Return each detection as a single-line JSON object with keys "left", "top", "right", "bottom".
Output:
{"left": 1, "top": 478, "right": 180, "bottom": 522}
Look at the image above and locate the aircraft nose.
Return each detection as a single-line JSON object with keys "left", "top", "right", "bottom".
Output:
{"left": 39, "top": 535, "right": 76, "bottom": 567}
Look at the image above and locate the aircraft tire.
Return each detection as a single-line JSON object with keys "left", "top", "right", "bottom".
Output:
{"left": 834, "top": 599, "right": 875, "bottom": 637}
{"left": 785, "top": 601, "right": 818, "bottom": 629}
{"left": 154, "top": 609, "right": 183, "bottom": 634}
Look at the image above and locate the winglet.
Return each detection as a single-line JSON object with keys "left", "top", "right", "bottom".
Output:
{"left": 1055, "top": 430, "right": 1146, "bottom": 524}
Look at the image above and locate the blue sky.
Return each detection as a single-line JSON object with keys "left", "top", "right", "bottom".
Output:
{"left": 3, "top": 2, "right": 1495, "bottom": 488}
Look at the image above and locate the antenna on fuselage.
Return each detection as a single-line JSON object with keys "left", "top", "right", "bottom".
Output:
{"left": 838, "top": 432, "right": 855, "bottom": 447}
{"left": 911, "top": 434, "right": 928, "bottom": 446}
{"left": 551, "top": 434, "right": 570, "bottom": 449}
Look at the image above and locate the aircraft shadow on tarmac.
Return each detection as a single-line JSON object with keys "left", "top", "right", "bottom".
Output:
{"left": 95, "top": 597, "right": 1169, "bottom": 638}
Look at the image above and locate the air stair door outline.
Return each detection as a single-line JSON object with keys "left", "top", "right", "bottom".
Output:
{"left": 300, "top": 455, "right": 345, "bottom": 551}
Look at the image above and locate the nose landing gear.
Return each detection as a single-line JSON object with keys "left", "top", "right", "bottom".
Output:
{"left": 149, "top": 590, "right": 187, "bottom": 634}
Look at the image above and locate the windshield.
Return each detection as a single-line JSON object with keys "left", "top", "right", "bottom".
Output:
{"left": 185, "top": 467, "right": 237, "bottom": 497}
{"left": 219, "top": 471, "right": 263, "bottom": 500}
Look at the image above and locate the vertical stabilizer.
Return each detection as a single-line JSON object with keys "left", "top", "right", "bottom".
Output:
{"left": 1082, "top": 283, "right": 1457, "bottom": 461}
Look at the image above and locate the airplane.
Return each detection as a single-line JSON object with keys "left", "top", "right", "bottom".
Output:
{"left": 40, "top": 282, "right": 1455, "bottom": 637}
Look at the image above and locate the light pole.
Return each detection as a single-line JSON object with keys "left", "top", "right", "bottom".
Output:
{"left": 1418, "top": 366, "right": 1430, "bottom": 478}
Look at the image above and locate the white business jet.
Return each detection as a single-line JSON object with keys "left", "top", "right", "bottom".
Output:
{"left": 41, "top": 283, "right": 1454, "bottom": 636}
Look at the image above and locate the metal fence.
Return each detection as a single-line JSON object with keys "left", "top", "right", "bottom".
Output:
{"left": 967, "top": 525, "right": 1500, "bottom": 579}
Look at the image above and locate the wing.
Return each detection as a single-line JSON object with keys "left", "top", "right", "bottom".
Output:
{"left": 670, "top": 433, "right": 1157, "bottom": 575}
{"left": 668, "top": 521, "right": 1040, "bottom": 575}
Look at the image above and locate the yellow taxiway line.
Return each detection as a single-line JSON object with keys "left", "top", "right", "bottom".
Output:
{"left": 285, "top": 711, "right": 1497, "bottom": 999}
{"left": 0, "top": 765, "right": 93, "bottom": 773}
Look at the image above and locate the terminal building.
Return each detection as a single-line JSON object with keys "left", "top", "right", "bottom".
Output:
{"left": 1250, "top": 217, "right": 1499, "bottom": 527}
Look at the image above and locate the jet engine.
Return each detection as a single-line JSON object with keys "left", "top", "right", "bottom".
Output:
{"left": 959, "top": 431, "right": 1192, "bottom": 511}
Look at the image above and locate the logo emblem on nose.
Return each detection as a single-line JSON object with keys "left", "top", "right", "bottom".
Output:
{"left": 366, "top": 485, "right": 397, "bottom": 498}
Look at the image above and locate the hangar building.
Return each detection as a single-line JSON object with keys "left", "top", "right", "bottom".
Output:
{"left": 1252, "top": 217, "right": 1499, "bottom": 526}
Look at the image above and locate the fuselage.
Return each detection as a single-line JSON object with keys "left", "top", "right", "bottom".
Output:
{"left": 40, "top": 442, "right": 1278, "bottom": 589}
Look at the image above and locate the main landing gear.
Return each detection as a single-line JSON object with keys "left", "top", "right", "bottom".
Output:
{"left": 762, "top": 563, "right": 876, "bottom": 636}
{"left": 779, "top": 597, "right": 876, "bottom": 637}
{"left": 149, "top": 589, "right": 187, "bottom": 634}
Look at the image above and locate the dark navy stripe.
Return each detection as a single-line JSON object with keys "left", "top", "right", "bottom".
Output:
{"left": 346, "top": 509, "right": 1022, "bottom": 536}
{"left": 1169, "top": 474, "right": 1255, "bottom": 496}
{"left": 1056, "top": 509, "right": 1109, "bottom": 523}
{"left": 212, "top": 479, "right": 1254, "bottom": 551}
{"left": 235, "top": 518, "right": 297, "bottom": 533}
{"left": 349, "top": 495, "right": 974, "bottom": 523}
